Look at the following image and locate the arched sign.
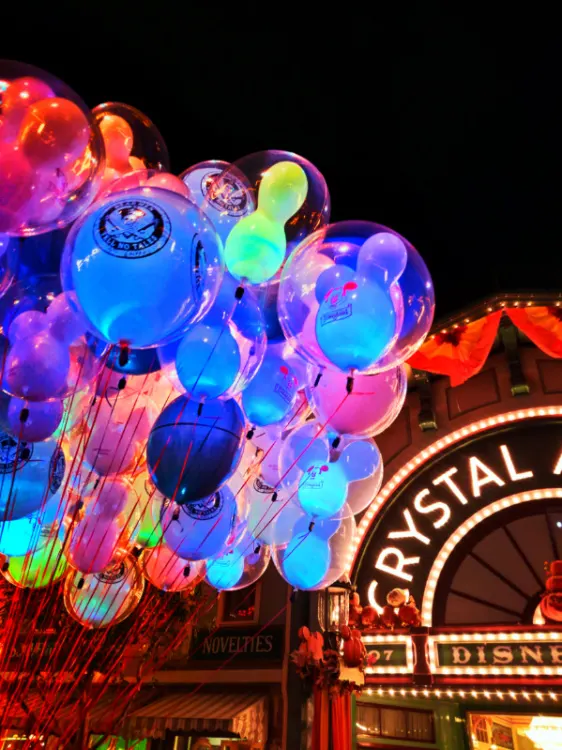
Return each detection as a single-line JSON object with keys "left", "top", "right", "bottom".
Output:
{"left": 352, "top": 416, "right": 562, "bottom": 621}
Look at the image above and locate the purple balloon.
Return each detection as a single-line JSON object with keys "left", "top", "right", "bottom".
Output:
{"left": 7, "top": 397, "right": 63, "bottom": 441}
{"left": 4, "top": 331, "right": 71, "bottom": 401}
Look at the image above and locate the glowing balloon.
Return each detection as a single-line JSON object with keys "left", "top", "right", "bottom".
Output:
{"left": 161, "top": 487, "right": 237, "bottom": 561}
{"left": 279, "top": 221, "right": 432, "bottom": 374}
{"left": 0, "top": 512, "right": 50, "bottom": 557}
{"left": 181, "top": 160, "right": 254, "bottom": 245}
{"left": 3, "top": 536, "right": 67, "bottom": 588}
{"left": 63, "top": 556, "right": 144, "bottom": 628}
{"left": 5, "top": 396, "right": 63, "bottom": 442}
{"left": 131, "top": 473, "right": 164, "bottom": 549}
{"left": 62, "top": 187, "right": 223, "bottom": 348}
{"left": 142, "top": 544, "right": 203, "bottom": 592}
{"left": 272, "top": 508, "right": 355, "bottom": 590}
{"left": 224, "top": 161, "right": 308, "bottom": 283}
{"left": 242, "top": 349, "right": 300, "bottom": 428}
{"left": 205, "top": 542, "right": 270, "bottom": 591}
{"left": 0, "top": 233, "right": 18, "bottom": 300}
{"left": 305, "top": 364, "right": 408, "bottom": 437}
{"left": 147, "top": 396, "right": 245, "bottom": 503}
{"left": 0, "top": 432, "right": 66, "bottom": 520}
{"left": 19, "top": 98, "right": 90, "bottom": 169}
{"left": 101, "top": 168, "right": 190, "bottom": 199}
{"left": 63, "top": 478, "right": 140, "bottom": 574}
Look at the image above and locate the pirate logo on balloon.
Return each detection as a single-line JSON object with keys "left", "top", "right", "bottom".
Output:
{"left": 0, "top": 432, "right": 33, "bottom": 475}
{"left": 201, "top": 170, "right": 250, "bottom": 218}
{"left": 95, "top": 198, "right": 171, "bottom": 259}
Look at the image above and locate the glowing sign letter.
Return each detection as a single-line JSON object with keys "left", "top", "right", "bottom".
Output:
{"left": 553, "top": 450, "right": 562, "bottom": 475}
{"left": 451, "top": 647, "right": 472, "bottom": 665}
{"left": 375, "top": 547, "right": 420, "bottom": 582}
{"left": 413, "top": 488, "right": 451, "bottom": 529}
{"left": 469, "top": 456, "right": 505, "bottom": 497}
{"left": 432, "top": 467, "right": 469, "bottom": 505}
{"left": 500, "top": 445, "right": 533, "bottom": 481}
{"left": 388, "top": 509, "right": 431, "bottom": 545}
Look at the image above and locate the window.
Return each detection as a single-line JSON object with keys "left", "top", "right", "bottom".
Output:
{"left": 217, "top": 583, "right": 261, "bottom": 625}
{"left": 356, "top": 703, "right": 435, "bottom": 743}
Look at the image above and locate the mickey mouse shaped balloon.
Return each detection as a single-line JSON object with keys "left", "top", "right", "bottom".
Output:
{"left": 278, "top": 421, "right": 383, "bottom": 519}
{"left": 278, "top": 221, "right": 434, "bottom": 375}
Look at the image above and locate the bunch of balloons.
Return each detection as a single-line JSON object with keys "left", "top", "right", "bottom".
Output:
{"left": 0, "top": 60, "right": 434, "bottom": 629}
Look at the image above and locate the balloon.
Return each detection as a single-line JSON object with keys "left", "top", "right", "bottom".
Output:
{"left": 63, "top": 478, "right": 140, "bottom": 574}
{"left": 279, "top": 221, "right": 432, "bottom": 374}
{"left": 0, "top": 512, "right": 51, "bottom": 557}
{"left": 45, "top": 291, "right": 88, "bottom": 344}
{"left": 173, "top": 275, "right": 266, "bottom": 401}
{"left": 0, "top": 60, "right": 104, "bottom": 236}
{"left": 131, "top": 473, "right": 164, "bottom": 549}
{"left": 3, "top": 536, "right": 67, "bottom": 588}
{"left": 207, "top": 150, "right": 330, "bottom": 262}
{"left": 161, "top": 487, "right": 237, "bottom": 561}
{"left": 242, "top": 349, "right": 300, "bottom": 428}
{"left": 305, "top": 364, "right": 408, "bottom": 437}
{"left": 6, "top": 396, "right": 63, "bottom": 442}
{"left": 19, "top": 98, "right": 90, "bottom": 169}
{"left": 0, "top": 274, "right": 106, "bottom": 401}
{"left": 0, "top": 432, "right": 66, "bottom": 520}
{"left": 147, "top": 396, "right": 245, "bottom": 503}
{"left": 63, "top": 556, "right": 144, "bottom": 628}
{"left": 62, "top": 187, "right": 224, "bottom": 348}
{"left": 93, "top": 102, "right": 169, "bottom": 174}
{"left": 224, "top": 161, "right": 308, "bottom": 283}
{"left": 181, "top": 160, "right": 254, "bottom": 245}
{"left": 245, "top": 485, "right": 302, "bottom": 547}
{"left": 205, "top": 542, "right": 270, "bottom": 591}
{"left": 142, "top": 544, "right": 203, "bottom": 592}
{"left": 272, "top": 508, "right": 355, "bottom": 590}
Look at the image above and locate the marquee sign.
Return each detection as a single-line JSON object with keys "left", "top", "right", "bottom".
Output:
{"left": 353, "top": 418, "right": 562, "bottom": 622}
{"left": 429, "top": 632, "right": 562, "bottom": 676}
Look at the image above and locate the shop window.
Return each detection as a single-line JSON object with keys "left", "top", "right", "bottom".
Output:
{"left": 356, "top": 703, "right": 435, "bottom": 743}
{"left": 217, "top": 582, "right": 261, "bottom": 625}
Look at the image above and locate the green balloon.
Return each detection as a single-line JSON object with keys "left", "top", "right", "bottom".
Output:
{"left": 5, "top": 537, "right": 67, "bottom": 588}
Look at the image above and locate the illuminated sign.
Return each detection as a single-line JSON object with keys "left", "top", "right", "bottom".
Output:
{"left": 353, "top": 419, "right": 562, "bottom": 617}
{"left": 428, "top": 632, "right": 562, "bottom": 676}
{"left": 362, "top": 634, "right": 412, "bottom": 674}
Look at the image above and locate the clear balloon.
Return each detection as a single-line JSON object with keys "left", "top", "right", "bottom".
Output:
{"left": 181, "top": 160, "right": 254, "bottom": 246}
{"left": 0, "top": 432, "right": 66, "bottom": 520}
{"left": 205, "top": 541, "right": 270, "bottom": 591}
{"left": 161, "top": 487, "right": 237, "bottom": 561}
{"left": 93, "top": 102, "right": 169, "bottom": 191}
{"left": 63, "top": 555, "right": 144, "bottom": 628}
{"left": 242, "top": 348, "right": 300, "bottom": 428}
{"left": 0, "top": 60, "right": 105, "bottom": 236}
{"left": 272, "top": 506, "right": 355, "bottom": 590}
{"left": 63, "top": 477, "right": 140, "bottom": 574}
{"left": 3, "top": 535, "right": 67, "bottom": 588}
{"left": 147, "top": 395, "right": 245, "bottom": 503}
{"left": 0, "top": 274, "right": 106, "bottom": 401}
{"left": 172, "top": 274, "right": 266, "bottom": 401}
{"left": 306, "top": 364, "right": 408, "bottom": 437}
{"left": 2, "top": 395, "right": 63, "bottom": 442}
{"left": 131, "top": 472, "right": 164, "bottom": 549}
{"left": 278, "top": 221, "right": 432, "bottom": 374}
{"left": 142, "top": 543, "right": 203, "bottom": 592}
{"left": 62, "top": 187, "right": 224, "bottom": 348}
{"left": 208, "top": 151, "right": 330, "bottom": 274}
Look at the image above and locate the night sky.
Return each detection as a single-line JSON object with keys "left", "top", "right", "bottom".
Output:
{"left": 4, "top": 5, "right": 560, "bottom": 318}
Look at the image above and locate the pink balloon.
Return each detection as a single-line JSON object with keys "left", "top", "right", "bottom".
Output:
{"left": 85, "top": 405, "right": 150, "bottom": 476}
{"left": 1, "top": 77, "right": 54, "bottom": 140}
{"left": 306, "top": 364, "right": 407, "bottom": 437}
{"left": 0, "top": 142, "right": 35, "bottom": 233}
{"left": 145, "top": 173, "right": 190, "bottom": 198}
{"left": 143, "top": 545, "right": 203, "bottom": 592}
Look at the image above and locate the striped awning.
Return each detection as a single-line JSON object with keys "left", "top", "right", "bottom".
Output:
{"left": 123, "top": 691, "right": 268, "bottom": 742}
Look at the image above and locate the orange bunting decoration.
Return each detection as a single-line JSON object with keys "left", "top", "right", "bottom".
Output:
{"left": 408, "top": 311, "right": 501, "bottom": 386}
{"left": 507, "top": 306, "right": 562, "bottom": 359}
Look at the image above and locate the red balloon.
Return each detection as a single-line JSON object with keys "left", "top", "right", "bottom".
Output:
{"left": 18, "top": 97, "right": 91, "bottom": 170}
{"left": 1, "top": 76, "right": 54, "bottom": 140}
{"left": 0, "top": 142, "right": 34, "bottom": 233}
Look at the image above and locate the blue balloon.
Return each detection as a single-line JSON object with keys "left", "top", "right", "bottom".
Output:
{"left": 298, "top": 461, "right": 348, "bottom": 519}
{"left": 0, "top": 513, "right": 47, "bottom": 557}
{"left": 106, "top": 346, "right": 161, "bottom": 376}
{"left": 0, "top": 432, "right": 66, "bottom": 520}
{"left": 161, "top": 488, "right": 237, "bottom": 561}
{"left": 241, "top": 351, "right": 299, "bottom": 427}
{"left": 315, "top": 277, "right": 397, "bottom": 372}
{"left": 147, "top": 396, "right": 245, "bottom": 503}
{"left": 61, "top": 187, "right": 223, "bottom": 348}
{"left": 281, "top": 532, "right": 330, "bottom": 590}
{"left": 175, "top": 323, "right": 241, "bottom": 400}
{"left": 205, "top": 550, "right": 245, "bottom": 590}
{"left": 314, "top": 265, "right": 355, "bottom": 305}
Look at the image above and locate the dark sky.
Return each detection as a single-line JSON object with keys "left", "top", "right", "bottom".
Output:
{"left": 4, "top": 5, "right": 560, "bottom": 318}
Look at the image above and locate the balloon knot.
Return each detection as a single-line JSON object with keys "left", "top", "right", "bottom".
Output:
{"left": 308, "top": 521, "right": 315, "bottom": 532}
{"left": 271, "top": 492, "right": 278, "bottom": 503}
{"left": 246, "top": 428, "right": 255, "bottom": 440}
{"left": 119, "top": 345, "right": 129, "bottom": 367}
{"left": 314, "top": 372, "right": 323, "bottom": 387}
{"left": 118, "top": 377, "right": 127, "bottom": 391}
{"left": 19, "top": 408, "right": 29, "bottom": 423}
{"left": 346, "top": 376, "right": 354, "bottom": 394}
{"left": 235, "top": 285, "right": 245, "bottom": 300}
